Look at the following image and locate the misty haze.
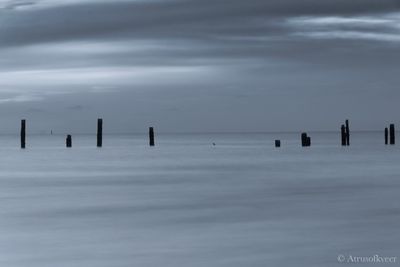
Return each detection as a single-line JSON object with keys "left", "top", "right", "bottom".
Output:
{"left": 0, "top": 0, "right": 399, "bottom": 266}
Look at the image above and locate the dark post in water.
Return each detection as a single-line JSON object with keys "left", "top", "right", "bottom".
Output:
{"left": 306, "top": 136, "right": 311, "bottom": 147}
{"left": 20, "top": 119, "right": 26, "bottom": 149}
{"left": 301, "top": 133, "right": 310, "bottom": 147}
{"left": 385, "top": 127, "right": 389, "bottom": 145}
{"left": 390, "top": 124, "right": 395, "bottom": 145}
{"left": 275, "top": 140, "right": 281, "bottom": 148}
{"left": 149, "top": 127, "right": 155, "bottom": 146}
{"left": 341, "top": 125, "right": 346, "bottom": 146}
{"left": 345, "top": 119, "right": 350, "bottom": 146}
{"left": 301, "top": 133, "right": 307, "bottom": 147}
{"left": 66, "top": 135, "right": 72, "bottom": 148}
{"left": 97, "top": 118, "right": 103, "bottom": 147}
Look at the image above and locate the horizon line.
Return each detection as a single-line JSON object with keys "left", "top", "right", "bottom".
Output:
{"left": 0, "top": 130, "right": 391, "bottom": 135}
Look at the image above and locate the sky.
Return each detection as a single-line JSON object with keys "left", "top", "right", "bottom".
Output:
{"left": 0, "top": 0, "right": 399, "bottom": 134}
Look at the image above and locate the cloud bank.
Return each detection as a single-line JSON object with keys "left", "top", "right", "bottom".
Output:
{"left": 0, "top": 0, "right": 399, "bottom": 133}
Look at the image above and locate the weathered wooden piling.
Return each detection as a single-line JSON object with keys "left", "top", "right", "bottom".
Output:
{"left": 345, "top": 119, "right": 350, "bottom": 146}
{"left": 97, "top": 118, "right": 103, "bottom": 147}
{"left": 20, "top": 119, "right": 26, "bottom": 149}
{"left": 66, "top": 135, "right": 72, "bottom": 148}
{"left": 341, "top": 125, "right": 346, "bottom": 146}
{"left": 275, "top": 140, "right": 281, "bottom": 148}
{"left": 385, "top": 127, "right": 389, "bottom": 145}
{"left": 390, "top": 124, "right": 395, "bottom": 145}
{"left": 301, "top": 133, "right": 310, "bottom": 147}
{"left": 301, "top": 133, "right": 307, "bottom": 147}
{"left": 149, "top": 127, "right": 155, "bottom": 146}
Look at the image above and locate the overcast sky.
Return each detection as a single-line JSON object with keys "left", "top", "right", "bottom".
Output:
{"left": 0, "top": 0, "right": 399, "bottom": 133}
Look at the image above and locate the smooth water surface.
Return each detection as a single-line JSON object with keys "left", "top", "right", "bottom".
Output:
{"left": 0, "top": 132, "right": 398, "bottom": 266}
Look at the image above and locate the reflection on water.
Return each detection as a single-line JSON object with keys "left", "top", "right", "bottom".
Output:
{"left": 0, "top": 133, "right": 398, "bottom": 266}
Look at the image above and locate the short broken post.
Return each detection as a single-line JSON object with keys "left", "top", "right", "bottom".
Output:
{"left": 341, "top": 125, "right": 346, "bottom": 146}
{"left": 385, "top": 127, "right": 389, "bottom": 145}
{"left": 66, "top": 135, "right": 72, "bottom": 148}
{"left": 275, "top": 140, "right": 281, "bottom": 148}
{"left": 301, "top": 132, "right": 310, "bottom": 147}
{"left": 390, "top": 124, "right": 395, "bottom": 145}
{"left": 97, "top": 118, "right": 103, "bottom": 147}
{"left": 149, "top": 127, "right": 155, "bottom": 146}
{"left": 20, "top": 119, "right": 26, "bottom": 149}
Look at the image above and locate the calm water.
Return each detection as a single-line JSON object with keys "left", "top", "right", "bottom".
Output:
{"left": 0, "top": 132, "right": 398, "bottom": 266}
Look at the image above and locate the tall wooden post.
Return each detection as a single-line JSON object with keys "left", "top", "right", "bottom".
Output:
{"left": 66, "top": 135, "right": 72, "bottom": 148}
{"left": 97, "top": 118, "right": 103, "bottom": 147}
{"left": 301, "top": 133, "right": 307, "bottom": 147}
{"left": 341, "top": 125, "right": 346, "bottom": 146}
{"left": 390, "top": 124, "right": 395, "bottom": 145}
{"left": 149, "top": 127, "right": 155, "bottom": 146}
{"left": 345, "top": 119, "right": 350, "bottom": 146}
{"left": 385, "top": 127, "right": 389, "bottom": 145}
{"left": 20, "top": 119, "right": 26, "bottom": 149}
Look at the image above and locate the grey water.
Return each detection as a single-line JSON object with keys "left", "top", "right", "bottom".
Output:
{"left": 0, "top": 132, "right": 398, "bottom": 266}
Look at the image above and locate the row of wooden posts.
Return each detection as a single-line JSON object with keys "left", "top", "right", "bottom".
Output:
{"left": 274, "top": 120, "right": 397, "bottom": 147}
{"left": 18, "top": 118, "right": 398, "bottom": 148}
{"left": 20, "top": 118, "right": 156, "bottom": 148}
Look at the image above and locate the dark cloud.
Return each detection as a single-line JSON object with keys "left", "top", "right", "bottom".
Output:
{"left": 0, "top": 0, "right": 399, "bottom": 132}
{"left": 0, "top": 0, "right": 399, "bottom": 46}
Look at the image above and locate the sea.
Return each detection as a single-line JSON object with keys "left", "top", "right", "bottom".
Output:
{"left": 0, "top": 132, "right": 398, "bottom": 266}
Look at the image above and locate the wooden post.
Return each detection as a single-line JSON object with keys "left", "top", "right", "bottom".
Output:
{"left": 20, "top": 119, "right": 26, "bottom": 149}
{"left": 149, "top": 127, "right": 155, "bottom": 146}
{"left": 275, "top": 140, "right": 281, "bottom": 148}
{"left": 306, "top": 136, "right": 311, "bottom": 147}
{"left": 301, "top": 133, "right": 309, "bottom": 147}
{"left": 66, "top": 135, "right": 72, "bottom": 148}
{"left": 390, "top": 124, "right": 395, "bottom": 145}
{"left": 345, "top": 119, "right": 350, "bottom": 146}
{"left": 97, "top": 118, "right": 103, "bottom": 147}
{"left": 341, "top": 125, "right": 346, "bottom": 146}
{"left": 385, "top": 127, "right": 389, "bottom": 145}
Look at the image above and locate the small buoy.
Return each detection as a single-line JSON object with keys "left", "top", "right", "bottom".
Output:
{"left": 212, "top": 143, "right": 216, "bottom": 146}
